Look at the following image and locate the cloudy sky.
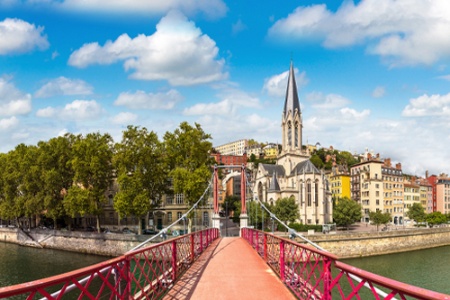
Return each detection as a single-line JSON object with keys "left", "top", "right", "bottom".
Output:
{"left": 0, "top": 0, "right": 449, "bottom": 176}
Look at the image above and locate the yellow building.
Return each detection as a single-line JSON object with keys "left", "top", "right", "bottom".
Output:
{"left": 329, "top": 165, "right": 351, "bottom": 202}
{"left": 263, "top": 143, "right": 279, "bottom": 159}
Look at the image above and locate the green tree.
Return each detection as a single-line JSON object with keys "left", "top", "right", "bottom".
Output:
{"left": 333, "top": 197, "right": 362, "bottom": 229}
{"left": 163, "top": 122, "right": 214, "bottom": 232}
{"left": 310, "top": 154, "right": 324, "bottom": 169}
{"left": 38, "top": 135, "right": 75, "bottom": 229}
{"left": 221, "top": 195, "right": 240, "bottom": 217}
{"left": 64, "top": 132, "right": 114, "bottom": 232}
{"left": 113, "top": 126, "right": 167, "bottom": 234}
{"left": 369, "top": 210, "right": 391, "bottom": 231}
{"left": 406, "top": 203, "right": 426, "bottom": 223}
{"left": 426, "top": 211, "right": 447, "bottom": 227}
{"left": 246, "top": 201, "right": 270, "bottom": 230}
{"left": 271, "top": 197, "right": 300, "bottom": 231}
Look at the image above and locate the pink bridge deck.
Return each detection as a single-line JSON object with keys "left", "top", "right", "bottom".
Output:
{"left": 163, "top": 237, "right": 295, "bottom": 300}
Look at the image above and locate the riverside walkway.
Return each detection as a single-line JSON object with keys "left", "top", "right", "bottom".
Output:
{"left": 163, "top": 237, "right": 295, "bottom": 300}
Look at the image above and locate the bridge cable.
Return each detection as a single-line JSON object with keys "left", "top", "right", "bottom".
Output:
{"left": 44, "top": 173, "right": 215, "bottom": 300}
{"left": 244, "top": 172, "right": 393, "bottom": 299}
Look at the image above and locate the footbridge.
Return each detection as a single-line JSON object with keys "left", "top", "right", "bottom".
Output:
{"left": 0, "top": 166, "right": 449, "bottom": 299}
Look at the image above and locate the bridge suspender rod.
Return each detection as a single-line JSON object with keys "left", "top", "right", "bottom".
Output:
{"left": 244, "top": 173, "right": 392, "bottom": 299}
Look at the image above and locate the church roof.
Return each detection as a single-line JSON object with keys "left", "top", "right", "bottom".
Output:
{"left": 291, "top": 160, "right": 320, "bottom": 176}
{"left": 268, "top": 171, "right": 280, "bottom": 192}
{"left": 260, "top": 164, "right": 285, "bottom": 177}
{"left": 283, "top": 61, "right": 301, "bottom": 118}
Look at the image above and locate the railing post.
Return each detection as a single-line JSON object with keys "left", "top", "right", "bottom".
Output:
{"left": 200, "top": 230, "right": 203, "bottom": 253}
{"left": 172, "top": 240, "right": 177, "bottom": 282}
{"left": 124, "top": 257, "right": 131, "bottom": 298}
{"left": 280, "top": 240, "right": 285, "bottom": 282}
{"left": 190, "top": 234, "right": 195, "bottom": 263}
{"left": 255, "top": 231, "right": 259, "bottom": 254}
{"left": 322, "top": 256, "right": 332, "bottom": 300}
{"left": 263, "top": 234, "right": 267, "bottom": 262}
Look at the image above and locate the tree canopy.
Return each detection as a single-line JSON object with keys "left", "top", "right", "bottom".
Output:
{"left": 406, "top": 203, "right": 426, "bottom": 223}
{"left": 333, "top": 197, "right": 362, "bottom": 229}
{"left": 369, "top": 210, "right": 391, "bottom": 231}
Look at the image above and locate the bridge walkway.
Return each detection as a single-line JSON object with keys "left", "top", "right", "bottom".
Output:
{"left": 163, "top": 237, "right": 295, "bottom": 300}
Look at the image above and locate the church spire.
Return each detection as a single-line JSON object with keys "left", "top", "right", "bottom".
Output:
{"left": 283, "top": 60, "right": 301, "bottom": 118}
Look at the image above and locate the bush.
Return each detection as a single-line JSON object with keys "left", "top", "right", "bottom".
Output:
{"left": 289, "top": 222, "right": 322, "bottom": 232}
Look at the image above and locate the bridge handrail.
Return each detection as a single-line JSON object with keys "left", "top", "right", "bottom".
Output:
{"left": 242, "top": 228, "right": 450, "bottom": 300}
{"left": 0, "top": 228, "right": 219, "bottom": 299}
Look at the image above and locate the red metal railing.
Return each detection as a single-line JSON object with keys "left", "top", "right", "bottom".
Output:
{"left": 242, "top": 228, "right": 450, "bottom": 300}
{"left": 0, "top": 228, "right": 219, "bottom": 299}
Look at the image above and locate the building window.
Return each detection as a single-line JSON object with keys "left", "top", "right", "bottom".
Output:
{"left": 315, "top": 182, "right": 319, "bottom": 207}
{"left": 295, "top": 121, "right": 299, "bottom": 148}
{"left": 307, "top": 182, "right": 312, "bottom": 206}
{"left": 287, "top": 121, "right": 292, "bottom": 147}
{"left": 166, "top": 195, "right": 173, "bottom": 205}
{"left": 177, "top": 212, "right": 182, "bottom": 219}
{"left": 175, "top": 194, "right": 184, "bottom": 204}
{"left": 167, "top": 212, "right": 172, "bottom": 223}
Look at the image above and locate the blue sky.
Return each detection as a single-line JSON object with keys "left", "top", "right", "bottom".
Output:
{"left": 0, "top": 0, "right": 449, "bottom": 176}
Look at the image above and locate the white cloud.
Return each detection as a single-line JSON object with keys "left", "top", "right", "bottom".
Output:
{"left": 0, "top": 78, "right": 32, "bottom": 116}
{"left": 114, "top": 89, "right": 182, "bottom": 110}
{"left": 184, "top": 89, "right": 261, "bottom": 116}
{"left": 263, "top": 68, "right": 308, "bottom": 97}
{"left": 402, "top": 93, "right": 450, "bottom": 117}
{"left": 69, "top": 11, "right": 228, "bottom": 86}
{"left": 0, "top": 116, "right": 19, "bottom": 130}
{"left": 0, "top": 18, "right": 49, "bottom": 55}
{"left": 36, "top": 99, "right": 105, "bottom": 121}
{"left": 110, "top": 112, "right": 138, "bottom": 125}
{"left": 55, "top": 0, "right": 227, "bottom": 19}
{"left": 268, "top": 0, "right": 450, "bottom": 66}
{"left": 372, "top": 86, "right": 385, "bottom": 98}
{"left": 35, "top": 77, "right": 93, "bottom": 98}
{"left": 305, "top": 92, "right": 350, "bottom": 109}
{"left": 232, "top": 19, "right": 247, "bottom": 36}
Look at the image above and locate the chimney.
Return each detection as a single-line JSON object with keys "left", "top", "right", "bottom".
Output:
{"left": 426, "top": 170, "right": 429, "bottom": 178}
{"left": 396, "top": 163, "right": 402, "bottom": 170}
{"left": 384, "top": 158, "right": 391, "bottom": 167}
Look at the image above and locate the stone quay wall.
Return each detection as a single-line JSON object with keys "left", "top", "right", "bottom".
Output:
{"left": 2, "top": 227, "right": 450, "bottom": 259}
{"left": 0, "top": 228, "right": 155, "bottom": 257}
{"left": 305, "top": 227, "right": 450, "bottom": 259}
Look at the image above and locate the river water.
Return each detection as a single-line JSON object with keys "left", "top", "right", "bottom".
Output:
{"left": 342, "top": 245, "right": 450, "bottom": 295}
{"left": 0, "top": 242, "right": 107, "bottom": 288}
{"left": 0, "top": 242, "right": 449, "bottom": 296}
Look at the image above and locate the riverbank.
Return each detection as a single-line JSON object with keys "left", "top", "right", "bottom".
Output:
{"left": 2, "top": 225, "right": 450, "bottom": 259}
{"left": 304, "top": 224, "right": 450, "bottom": 258}
{"left": 0, "top": 227, "right": 162, "bottom": 256}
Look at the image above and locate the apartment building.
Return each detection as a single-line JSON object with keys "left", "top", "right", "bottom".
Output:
{"left": 214, "top": 139, "right": 248, "bottom": 156}
{"left": 350, "top": 154, "right": 384, "bottom": 223}
{"left": 436, "top": 178, "right": 450, "bottom": 214}
{"left": 382, "top": 159, "right": 403, "bottom": 225}
{"left": 329, "top": 164, "right": 351, "bottom": 202}
{"left": 403, "top": 178, "right": 420, "bottom": 221}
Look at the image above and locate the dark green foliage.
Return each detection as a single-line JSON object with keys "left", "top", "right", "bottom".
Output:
{"left": 406, "top": 203, "right": 426, "bottom": 223}
{"left": 369, "top": 210, "right": 391, "bottom": 231}
{"left": 333, "top": 197, "right": 362, "bottom": 229}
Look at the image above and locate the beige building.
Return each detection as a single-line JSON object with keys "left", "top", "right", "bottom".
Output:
{"left": 214, "top": 139, "right": 248, "bottom": 156}
{"left": 350, "top": 156, "right": 384, "bottom": 223}
{"left": 253, "top": 61, "right": 332, "bottom": 225}
{"left": 382, "top": 159, "right": 404, "bottom": 225}
{"left": 403, "top": 179, "right": 420, "bottom": 222}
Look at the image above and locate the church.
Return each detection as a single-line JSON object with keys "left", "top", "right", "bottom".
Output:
{"left": 253, "top": 61, "right": 332, "bottom": 225}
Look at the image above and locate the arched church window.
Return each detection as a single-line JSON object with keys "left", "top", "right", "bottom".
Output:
{"left": 258, "top": 182, "right": 263, "bottom": 202}
{"left": 307, "top": 181, "right": 312, "bottom": 206}
{"left": 295, "top": 121, "right": 299, "bottom": 148}
{"left": 315, "top": 180, "right": 319, "bottom": 207}
{"left": 287, "top": 121, "right": 292, "bottom": 147}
